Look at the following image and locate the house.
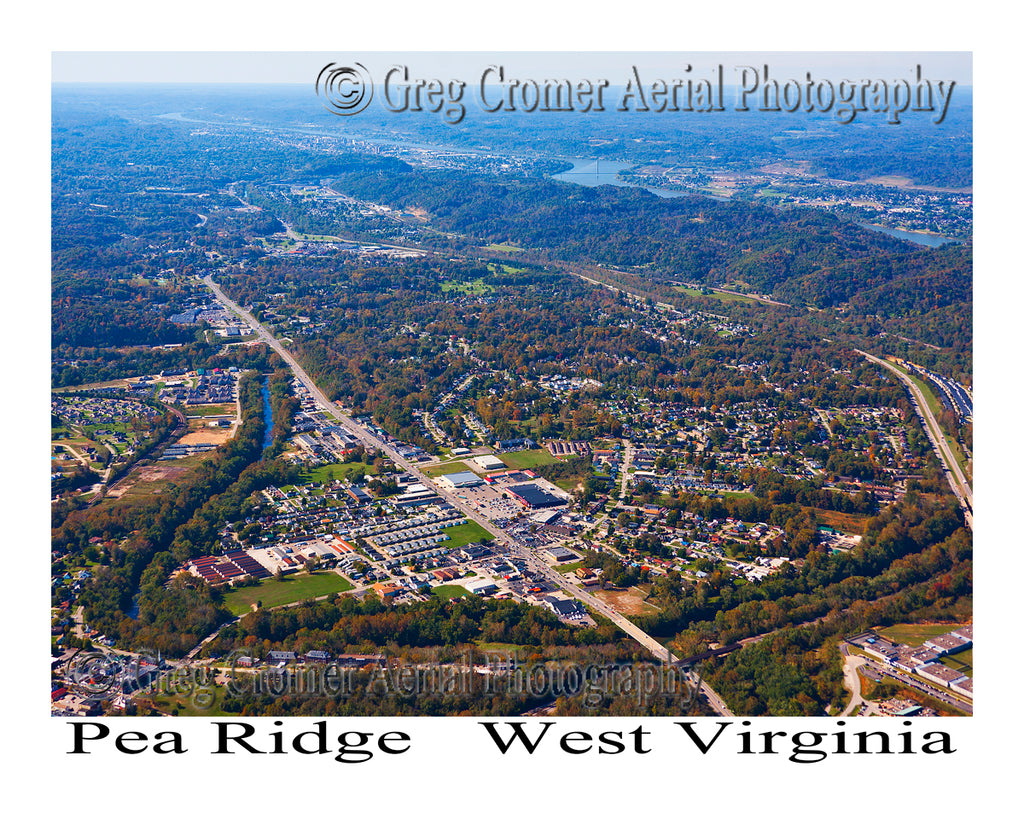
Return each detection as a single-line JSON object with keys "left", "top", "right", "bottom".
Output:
{"left": 373, "top": 582, "right": 402, "bottom": 599}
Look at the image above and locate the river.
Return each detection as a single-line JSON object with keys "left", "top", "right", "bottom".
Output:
{"left": 855, "top": 222, "right": 961, "bottom": 248}
{"left": 553, "top": 160, "right": 959, "bottom": 246}
{"left": 551, "top": 158, "right": 729, "bottom": 200}
{"left": 260, "top": 377, "right": 274, "bottom": 454}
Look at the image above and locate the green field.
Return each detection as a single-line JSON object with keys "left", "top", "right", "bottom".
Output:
{"left": 184, "top": 404, "right": 235, "bottom": 417}
{"left": 878, "top": 623, "right": 966, "bottom": 646}
{"left": 294, "top": 232, "right": 344, "bottom": 242}
{"left": 298, "top": 461, "right": 378, "bottom": 484}
{"left": 552, "top": 477, "right": 579, "bottom": 493}
{"left": 441, "top": 520, "right": 493, "bottom": 550}
{"left": 483, "top": 242, "right": 523, "bottom": 252}
{"left": 474, "top": 642, "right": 526, "bottom": 655}
{"left": 148, "top": 686, "right": 230, "bottom": 717}
{"left": 222, "top": 572, "right": 355, "bottom": 616}
{"left": 423, "top": 460, "right": 474, "bottom": 476}
{"left": 554, "top": 560, "right": 584, "bottom": 574}
{"left": 672, "top": 285, "right": 755, "bottom": 304}
{"left": 499, "top": 449, "right": 557, "bottom": 469}
{"left": 431, "top": 584, "right": 470, "bottom": 601}
{"left": 488, "top": 262, "right": 527, "bottom": 275}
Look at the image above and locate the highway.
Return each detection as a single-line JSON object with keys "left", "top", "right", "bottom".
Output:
{"left": 858, "top": 656, "right": 972, "bottom": 715}
{"left": 857, "top": 350, "right": 973, "bottom": 529}
{"left": 203, "top": 274, "right": 732, "bottom": 715}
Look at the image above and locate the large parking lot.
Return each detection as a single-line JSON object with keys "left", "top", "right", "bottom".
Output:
{"left": 449, "top": 483, "right": 523, "bottom": 523}
{"left": 447, "top": 472, "right": 570, "bottom": 524}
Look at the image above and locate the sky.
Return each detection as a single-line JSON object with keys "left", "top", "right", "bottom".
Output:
{"left": 52, "top": 51, "right": 972, "bottom": 86}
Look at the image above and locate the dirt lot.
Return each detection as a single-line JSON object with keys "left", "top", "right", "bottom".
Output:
{"left": 593, "top": 588, "right": 659, "bottom": 617}
{"left": 106, "top": 462, "right": 196, "bottom": 498}
{"left": 177, "top": 425, "right": 234, "bottom": 445}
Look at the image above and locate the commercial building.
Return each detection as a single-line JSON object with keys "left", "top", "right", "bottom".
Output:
{"left": 507, "top": 482, "right": 564, "bottom": 509}
{"left": 473, "top": 455, "right": 505, "bottom": 470}
{"left": 544, "top": 596, "right": 587, "bottom": 620}
{"left": 437, "top": 470, "right": 484, "bottom": 489}
{"left": 544, "top": 546, "right": 578, "bottom": 562}
{"left": 915, "top": 663, "right": 969, "bottom": 689}
{"left": 465, "top": 578, "right": 498, "bottom": 595}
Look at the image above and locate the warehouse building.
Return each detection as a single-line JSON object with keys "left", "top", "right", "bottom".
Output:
{"left": 507, "top": 482, "right": 564, "bottom": 509}
{"left": 437, "top": 470, "right": 484, "bottom": 489}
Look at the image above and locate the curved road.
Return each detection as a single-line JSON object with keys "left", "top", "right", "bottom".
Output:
{"left": 857, "top": 350, "right": 972, "bottom": 529}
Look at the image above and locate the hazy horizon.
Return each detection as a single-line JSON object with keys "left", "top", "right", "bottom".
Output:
{"left": 52, "top": 51, "right": 973, "bottom": 86}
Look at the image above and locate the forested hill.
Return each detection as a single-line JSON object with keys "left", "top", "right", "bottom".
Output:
{"left": 321, "top": 157, "right": 971, "bottom": 357}
{"left": 325, "top": 158, "right": 911, "bottom": 286}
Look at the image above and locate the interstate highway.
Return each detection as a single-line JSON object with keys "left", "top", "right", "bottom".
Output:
{"left": 857, "top": 350, "right": 973, "bottom": 529}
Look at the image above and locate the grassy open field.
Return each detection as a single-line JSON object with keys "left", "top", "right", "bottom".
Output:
{"left": 431, "top": 584, "right": 470, "bottom": 601}
{"left": 183, "top": 404, "right": 235, "bottom": 417}
{"left": 483, "top": 242, "right": 523, "bottom": 252}
{"left": 294, "top": 232, "right": 344, "bottom": 242}
{"left": 499, "top": 449, "right": 557, "bottom": 469}
{"left": 298, "top": 461, "right": 378, "bottom": 485}
{"left": 878, "top": 623, "right": 966, "bottom": 646}
{"left": 441, "top": 520, "right": 493, "bottom": 549}
{"left": 423, "top": 460, "right": 475, "bottom": 476}
{"left": 672, "top": 285, "right": 755, "bottom": 304}
{"left": 148, "top": 686, "right": 230, "bottom": 717}
{"left": 474, "top": 642, "right": 527, "bottom": 655}
{"left": 221, "top": 572, "right": 355, "bottom": 616}
{"left": 552, "top": 477, "right": 580, "bottom": 493}
{"left": 488, "top": 262, "right": 527, "bottom": 275}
